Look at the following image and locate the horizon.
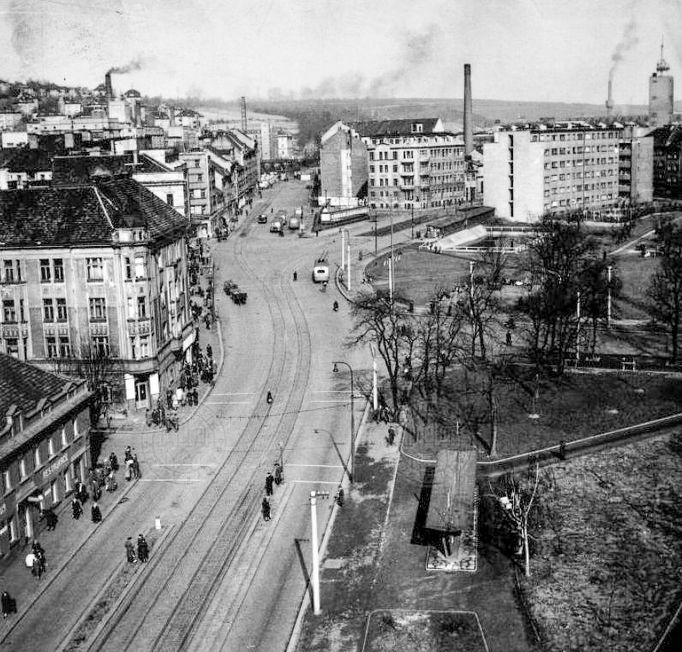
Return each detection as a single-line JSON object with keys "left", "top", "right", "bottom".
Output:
{"left": 1, "top": 0, "right": 680, "bottom": 107}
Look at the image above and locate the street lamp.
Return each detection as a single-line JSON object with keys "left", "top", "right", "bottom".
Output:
{"left": 332, "top": 360, "right": 355, "bottom": 483}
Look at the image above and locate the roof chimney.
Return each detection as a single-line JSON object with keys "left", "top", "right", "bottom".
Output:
{"left": 105, "top": 72, "right": 113, "bottom": 101}
{"left": 463, "top": 63, "right": 473, "bottom": 157}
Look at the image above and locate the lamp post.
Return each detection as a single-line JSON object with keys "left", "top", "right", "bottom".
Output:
{"left": 340, "top": 229, "right": 351, "bottom": 291}
{"left": 607, "top": 265, "right": 613, "bottom": 328}
{"left": 332, "top": 360, "right": 355, "bottom": 483}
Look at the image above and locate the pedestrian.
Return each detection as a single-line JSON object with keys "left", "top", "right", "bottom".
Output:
{"left": 125, "top": 537, "right": 137, "bottom": 563}
{"left": 206, "top": 343, "right": 212, "bottom": 359}
{"left": 204, "top": 313, "right": 211, "bottom": 330}
{"left": 106, "top": 471, "right": 117, "bottom": 492}
{"left": 109, "top": 451, "right": 119, "bottom": 472}
{"left": 124, "top": 446, "right": 132, "bottom": 462}
{"left": 506, "top": 330, "right": 512, "bottom": 346}
{"left": 91, "top": 502, "right": 102, "bottom": 524}
{"left": 293, "top": 270, "right": 297, "bottom": 281}
{"left": 76, "top": 481, "right": 88, "bottom": 504}
{"left": 1, "top": 590, "right": 14, "bottom": 618}
{"left": 32, "top": 555, "right": 43, "bottom": 579}
{"left": 125, "top": 457, "right": 134, "bottom": 481}
{"left": 137, "top": 534, "right": 149, "bottom": 562}
{"left": 265, "top": 472, "right": 274, "bottom": 496}
{"left": 386, "top": 426, "right": 396, "bottom": 446}
{"left": 32, "top": 540, "right": 44, "bottom": 557}
{"left": 166, "top": 387, "right": 173, "bottom": 410}
{"left": 559, "top": 440, "right": 567, "bottom": 461}
{"left": 72, "top": 496, "right": 83, "bottom": 520}
{"left": 132, "top": 454, "right": 141, "bottom": 479}
{"left": 261, "top": 497, "right": 271, "bottom": 521}
{"left": 92, "top": 481, "right": 102, "bottom": 502}
{"left": 336, "top": 486, "right": 344, "bottom": 507}
{"left": 274, "top": 463, "right": 283, "bottom": 486}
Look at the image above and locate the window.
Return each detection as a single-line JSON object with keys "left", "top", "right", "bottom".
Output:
{"left": 34, "top": 447, "right": 42, "bottom": 469}
{"left": 53, "top": 259, "right": 64, "bottom": 282}
{"left": 58, "top": 336, "right": 70, "bottom": 357}
{"left": 3, "top": 300, "right": 16, "bottom": 322}
{"left": 5, "top": 338, "right": 18, "bottom": 357}
{"left": 19, "top": 457, "right": 27, "bottom": 479}
{"left": 134, "top": 256, "right": 146, "bottom": 279}
{"left": 61, "top": 426, "right": 68, "bottom": 448}
{"left": 46, "top": 336, "right": 58, "bottom": 358}
{"left": 73, "top": 418, "right": 79, "bottom": 439}
{"left": 3, "top": 260, "right": 14, "bottom": 283}
{"left": 92, "top": 336, "right": 109, "bottom": 356}
{"left": 137, "top": 296, "right": 147, "bottom": 318}
{"left": 40, "top": 259, "right": 51, "bottom": 282}
{"left": 139, "top": 335, "right": 150, "bottom": 358}
{"left": 56, "top": 298, "right": 67, "bottom": 321}
{"left": 166, "top": 193, "right": 174, "bottom": 206}
{"left": 87, "top": 257, "right": 104, "bottom": 281}
{"left": 43, "top": 298, "right": 55, "bottom": 322}
{"left": 2, "top": 469, "right": 10, "bottom": 492}
{"left": 48, "top": 437, "right": 55, "bottom": 458}
{"left": 89, "top": 297, "right": 106, "bottom": 321}
{"left": 124, "top": 257, "right": 132, "bottom": 280}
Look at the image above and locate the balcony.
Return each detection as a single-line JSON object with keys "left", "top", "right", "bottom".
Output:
{"left": 1, "top": 321, "right": 29, "bottom": 338}
{"left": 127, "top": 318, "right": 152, "bottom": 336}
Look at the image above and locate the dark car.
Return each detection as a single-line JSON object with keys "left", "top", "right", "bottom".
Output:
{"left": 257, "top": 214, "right": 268, "bottom": 224}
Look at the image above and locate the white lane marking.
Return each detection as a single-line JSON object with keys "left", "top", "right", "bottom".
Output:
{"left": 151, "top": 463, "right": 218, "bottom": 467}
{"left": 211, "top": 392, "right": 257, "bottom": 396}
{"left": 138, "top": 479, "right": 204, "bottom": 483}
{"left": 292, "top": 480, "right": 342, "bottom": 485}
{"left": 311, "top": 400, "right": 349, "bottom": 403}
{"left": 311, "top": 390, "right": 350, "bottom": 393}
{"left": 204, "top": 401, "right": 252, "bottom": 405}
{"left": 286, "top": 464, "right": 345, "bottom": 469}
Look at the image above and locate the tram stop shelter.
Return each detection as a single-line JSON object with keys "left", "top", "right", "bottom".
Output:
{"left": 425, "top": 449, "right": 477, "bottom": 559}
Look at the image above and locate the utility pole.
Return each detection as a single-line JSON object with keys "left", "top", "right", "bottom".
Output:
{"left": 370, "top": 343, "right": 378, "bottom": 412}
{"left": 309, "top": 489, "right": 329, "bottom": 615}
{"left": 607, "top": 265, "right": 612, "bottom": 328}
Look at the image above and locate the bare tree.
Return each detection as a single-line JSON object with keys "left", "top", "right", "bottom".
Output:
{"left": 517, "top": 216, "right": 597, "bottom": 374}
{"left": 648, "top": 221, "right": 682, "bottom": 362}
{"left": 55, "top": 344, "right": 120, "bottom": 426}
{"left": 348, "top": 289, "right": 416, "bottom": 411}
{"left": 490, "top": 458, "right": 541, "bottom": 577}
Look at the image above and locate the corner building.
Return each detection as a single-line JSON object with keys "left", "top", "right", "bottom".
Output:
{"left": 0, "top": 178, "right": 193, "bottom": 411}
{"left": 483, "top": 124, "right": 623, "bottom": 221}
{"left": 0, "top": 353, "right": 92, "bottom": 552}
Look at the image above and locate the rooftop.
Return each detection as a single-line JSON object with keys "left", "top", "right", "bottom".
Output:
{"left": 350, "top": 118, "right": 443, "bottom": 138}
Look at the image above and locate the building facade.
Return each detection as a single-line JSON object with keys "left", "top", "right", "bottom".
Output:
{"left": 319, "top": 121, "right": 368, "bottom": 207}
{"left": 0, "top": 353, "right": 92, "bottom": 553}
{"left": 0, "top": 178, "right": 193, "bottom": 411}
{"left": 618, "top": 128, "right": 654, "bottom": 204}
{"left": 483, "top": 124, "right": 623, "bottom": 221}
{"left": 359, "top": 119, "right": 466, "bottom": 211}
{"left": 650, "top": 125, "right": 682, "bottom": 199}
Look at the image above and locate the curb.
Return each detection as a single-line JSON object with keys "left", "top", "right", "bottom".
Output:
{"left": 0, "top": 477, "right": 139, "bottom": 644}
{"left": 285, "top": 399, "right": 371, "bottom": 652}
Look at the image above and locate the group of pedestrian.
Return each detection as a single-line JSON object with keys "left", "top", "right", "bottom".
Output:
{"left": 39, "top": 508, "right": 58, "bottom": 530}
{"left": 27, "top": 540, "right": 47, "bottom": 579}
{"left": 124, "top": 534, "right": 149, "bottom": 564}
{"left": 124, "top": 447, "right": 141, "bottom": 481}
{"left": 261, "top": 462, "right": 284, "bottom": 521}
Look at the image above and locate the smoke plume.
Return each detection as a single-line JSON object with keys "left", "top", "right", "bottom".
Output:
{"left": 108, "top": 57, "right": 146, "bottom": 75}
{"left": 609, "top": 17, "right": 638, "bottom": 80}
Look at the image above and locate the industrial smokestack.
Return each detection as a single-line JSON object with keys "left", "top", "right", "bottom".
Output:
{"left": 105, "top": 72, "right": 113, "bottom": 101}
{"left": 463, "top": 64, "right": 473, "bottom": 157}
{"left": 241, "top": 96, "right": 248, "bottom": 132}
{"left": 605, "top": 77, "right": 614, "bottom": 118}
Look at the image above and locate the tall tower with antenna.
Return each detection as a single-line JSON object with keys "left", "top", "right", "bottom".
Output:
{"left": 649, "top": 39, "right": 674, "bottom": 127}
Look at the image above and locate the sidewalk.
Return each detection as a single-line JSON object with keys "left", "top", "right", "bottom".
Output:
{"left": 0, "top": 237, "right": 225, "bottom": 636}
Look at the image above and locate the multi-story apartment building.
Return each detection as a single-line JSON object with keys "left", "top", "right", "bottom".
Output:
{"left": 618, "top": 127, "right": 654, "bottom": 205}
{"left": 0, "top": 177, "right": 193, "bottom": 411}
{"left": 650, "top": 124, "right": 682, "bottom": 199}
{"left": 321, "top": 119, "right": 466, "bottom": 211}
{"left": 319, "top": 121, "right": 368, "bottom": 207}
{"left": 0, "top": 353, "right": 92, "bottom": 552}
{"left": 358, "top": 118, "right": 466, "bottom": 211}
{"left": 483, "top": 123, "right": 623, "bottom": 221}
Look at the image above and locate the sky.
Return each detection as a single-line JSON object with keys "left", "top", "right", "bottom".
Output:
{"left": 0, "top": 0, "right": 680, "bottom": 106}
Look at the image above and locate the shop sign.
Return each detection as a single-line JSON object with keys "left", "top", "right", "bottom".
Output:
{"left": 42, "top": 453, "right": 69, "bottom": 480}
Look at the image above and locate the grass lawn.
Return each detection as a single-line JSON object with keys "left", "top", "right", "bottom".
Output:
{"left": 611, "top": 251, "right": 659, "bottom": 321}
{"left": 521, "top": 434, "right": 682, "bottom": 652}
{"left": 403, "top": 369, "right": 682, "bottom": 459}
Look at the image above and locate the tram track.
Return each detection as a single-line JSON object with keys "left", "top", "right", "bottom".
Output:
{"left": 88, "top": 211, "right": 314, "bottom": 651}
